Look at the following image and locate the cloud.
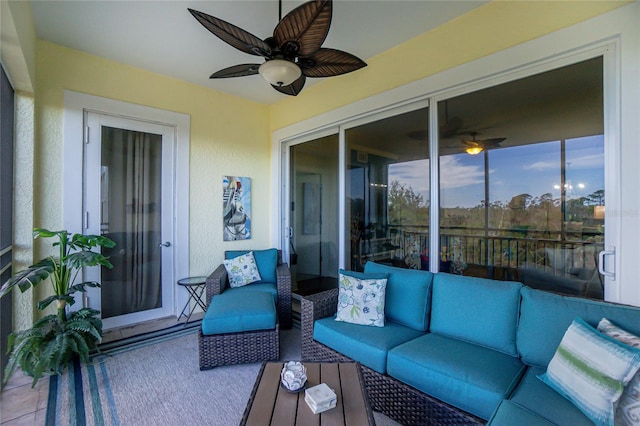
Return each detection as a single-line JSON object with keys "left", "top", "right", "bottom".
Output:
{"left": 567, "top": 153, "right": 604, "bottom": 169}
{"left": 388, "top": 159, "right": 430, "bottom": 195}
{"left": 439, "top": 156, "right": 484, "bottom": 189}
{"left": 524, "top": 161, "right": 556, "bottom": 171}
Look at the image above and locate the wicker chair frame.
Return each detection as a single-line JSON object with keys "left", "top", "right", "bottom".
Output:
{"left": 301, "top": 289, "right": 485, "bottom": 426}
{"left": 204, "top": 250, "right": 292, "bottom": 329}
{"left": 198, "top": 250, "right": 291, "bottom": 370}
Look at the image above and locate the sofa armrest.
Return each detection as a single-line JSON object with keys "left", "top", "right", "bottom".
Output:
{"left": 205, "top": 264, "right": 229, "bottom": 305}
{"left": 276, "top": 263, "right": 292, "bottom": 328}
{"left": 301, "top": 288, "right": 339, "bottom": 356}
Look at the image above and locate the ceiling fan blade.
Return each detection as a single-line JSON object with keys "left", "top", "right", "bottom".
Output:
{"left": 462, "top": 137, "right": 506, "bottom": 150}
{"left": 188, "top": 8, "right": 272, "bottom": 57}
{"left": 482, "top": 138, "right": 507, "bottom": 145}
{"left": 302, "top": 48, "right": 367, "bottom": 78}
{"left": 462, "top": 140, "right": 482, "bottom": 147}
{"left": 274, "top": 0, "right": 332, "bottom": 57}
{"left": 272, "top": 75, "right": 307, "bottom": 96}
{"left": 440, "top": 116, "right": 464, "bottom": 138}
{"left": 210, "top": 64, "right": 260, "bottom": 79}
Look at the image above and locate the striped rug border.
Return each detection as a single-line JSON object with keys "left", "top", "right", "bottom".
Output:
{"left": 96, "top": 326, "right": 197, "bottom": 357}
{"left": 45, "top": 328, "right": 197, "bottom": 425}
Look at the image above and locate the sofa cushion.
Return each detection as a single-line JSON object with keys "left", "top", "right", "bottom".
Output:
{"left": 223, "top": 251, "right": 262, "bottom": 287}
{"left": 220, "top": 282, "right": 278, "bottom": 304}
{"left": 387, "top": 333, "right": 526, "bottom": 420}
{"left": 538, "top": 317, "right": 640, "bottom": 426}
{"left": 363, "top": 262, "right": 433, "bottom": 331}
{"left": 487, "top": 400, "right": 556, "bottom": 426}
{"left": 335, "top": 269, "right": 388, "bottom": 327}
{"left": 226, "top": 248, "right": 278, "bottom": 284}
{"left": 430, "top": 273, "right": 522, "bottom": 356}
{"left": 517, "top": 287, "right": 640, "bottom": 368}
{"left": 202, "top": 291, "right": 276, "bottom": 335}
{"left": 313, "top": 316, "right": 425, "bottom": 374}
{"left": 509, "top": 367, "right": 596, "bottom": 426}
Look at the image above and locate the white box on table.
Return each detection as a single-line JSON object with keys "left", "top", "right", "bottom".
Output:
{"left": 304, "top": 383, "right": 337, "bottom": 414}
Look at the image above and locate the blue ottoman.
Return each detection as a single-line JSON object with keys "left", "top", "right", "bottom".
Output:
{"left": 202, "top": 291, "right": 276, "bottom": 335}
{"left": 198, "top": 290, "right": 279, "bottom": 369}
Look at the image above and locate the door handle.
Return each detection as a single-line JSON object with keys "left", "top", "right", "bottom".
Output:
{"left": 159, "top": 241, "right": 172, "bottom": 248}
{"left": 598, "top": 247, "right": 615, "bottom": 280}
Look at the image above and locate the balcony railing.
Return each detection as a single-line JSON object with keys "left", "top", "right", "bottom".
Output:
{"left": 355, "top": 225, "right": 604, "bottom": 299}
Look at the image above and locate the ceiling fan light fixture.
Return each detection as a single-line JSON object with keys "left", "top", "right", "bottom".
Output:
{"left": 465, "top": 146, "right": 483, "bottom": 155}
{"left": 258, "top": 60, "right": 301, "bottom": 87}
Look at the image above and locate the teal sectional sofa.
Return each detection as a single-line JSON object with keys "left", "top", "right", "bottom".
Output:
{"left": 301, "top": 261, "right": 640, "bottom": 425}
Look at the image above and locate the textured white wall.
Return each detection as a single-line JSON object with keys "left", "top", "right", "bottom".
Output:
{"left": 13, "top": 94, "right": 35, "bottom": 330}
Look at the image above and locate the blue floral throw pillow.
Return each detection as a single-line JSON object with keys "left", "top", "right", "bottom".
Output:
{"left": 223, "top": 251, "right": 262, "bottom": 288}
{"left": 335, "top": 269, "right": 388, "bottom": 327}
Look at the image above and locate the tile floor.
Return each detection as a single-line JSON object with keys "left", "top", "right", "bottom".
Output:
{"left": 0, "top": 373, "right": 48, "bottom": 425}
{"left": 0, "top": 314, "right": 201, "bottom": 425}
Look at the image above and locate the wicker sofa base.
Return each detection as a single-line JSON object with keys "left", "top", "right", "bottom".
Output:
{"left": 302, "top": 338, "right": 483, "bottom": 426}
{"left": 198, "top": 324, "right": 279, "bottom": 370}
{"left": 301, "top": 289, "right": 483, "bottom": 426}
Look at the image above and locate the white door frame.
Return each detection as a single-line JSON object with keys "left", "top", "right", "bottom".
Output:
{"left": 84, "top": 112, "right": 175, "bottom": 328}
{"left": 63, "top": 91, "right": 190, "bottom": 329}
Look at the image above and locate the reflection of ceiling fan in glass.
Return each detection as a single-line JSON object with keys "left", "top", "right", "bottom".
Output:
{"left": 188, "top": 0, "right": 367, "bottom": 96}
{"left": 440, "top": 100, "right": 464, "bottom": 138}
{"left": 461, "top": 132, "right": 506, "bottom": 155}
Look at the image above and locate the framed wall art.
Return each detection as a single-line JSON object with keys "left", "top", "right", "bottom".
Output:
{"left": 222, "top": 175, "right": 251, "bottom": 241}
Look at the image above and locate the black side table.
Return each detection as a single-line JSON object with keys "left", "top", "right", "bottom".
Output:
{"left": 177, "top": 276, "right": 207, "bottom": 325}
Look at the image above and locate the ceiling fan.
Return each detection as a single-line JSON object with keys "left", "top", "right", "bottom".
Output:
{"left": 461, "top": 132, "right": 506, "bottom": 155}
{"left": 188, "top": 0, "right": 367, "bottom": 96}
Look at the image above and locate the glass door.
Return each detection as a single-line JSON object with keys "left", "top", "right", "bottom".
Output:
{"left": 437, "top": 56, "right": 606, "bottom": 299}
{"left": 289, "top": 135, "right": 339, "bottom": 296}
{"left": 84, "top": 113, "right": 175, "bottom": 329}
{"left": 344, "top": 107, "right": 430, "bottom": 272}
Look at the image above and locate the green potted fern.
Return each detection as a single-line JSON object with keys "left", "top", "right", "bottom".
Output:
{"left": 0, "top": 228, "right": 115, "bottom": 387}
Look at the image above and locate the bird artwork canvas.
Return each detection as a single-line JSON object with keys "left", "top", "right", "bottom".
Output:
{"left": 222, "top": 176, "right": 252, "bottom": 241}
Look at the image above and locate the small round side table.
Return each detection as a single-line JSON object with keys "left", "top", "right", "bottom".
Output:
{"left": 177, "top": 276, "right": 207, "bottom": 325}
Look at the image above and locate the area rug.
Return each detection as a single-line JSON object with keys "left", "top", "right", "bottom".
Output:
{"left": 45, "top": 328, "right": 400, "bottom": 426}
{"left": 45, "top": 328, "right": 297, "bottom": 426}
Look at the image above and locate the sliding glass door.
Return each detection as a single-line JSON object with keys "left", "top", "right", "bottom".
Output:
{"left": 344, "top": 107, "right": 430, "bottom": 272}
{"left": 282, "top": 54, "right": 609, "bottom": 301}
{"left": 438, "top": 57, "right": 605, "bottom": 299}
{"left": 289, "top": 135, "right": 339, "bottom": 296}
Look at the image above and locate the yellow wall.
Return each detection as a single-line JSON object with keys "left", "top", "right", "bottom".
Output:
{"left": 33, "top": 41, "right": 271, "bottom": 310}
{"left": 269, "top": 0, "right": 630, "bottom": 131}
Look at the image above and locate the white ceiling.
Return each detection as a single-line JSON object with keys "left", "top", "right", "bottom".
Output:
{"left": 31, "top": 0, "right": 487, "bottom": 104}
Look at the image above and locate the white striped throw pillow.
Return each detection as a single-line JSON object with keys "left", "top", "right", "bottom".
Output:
{"left": 538, "top": 317, "right": 640, "bottom": 426}
{"left": 597, "top": 318, "right": 640, "bottom": 426}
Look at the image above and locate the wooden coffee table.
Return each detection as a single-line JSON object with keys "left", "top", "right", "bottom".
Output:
{"left": 241, "top": 362, "right": 375, "bottom": 426}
